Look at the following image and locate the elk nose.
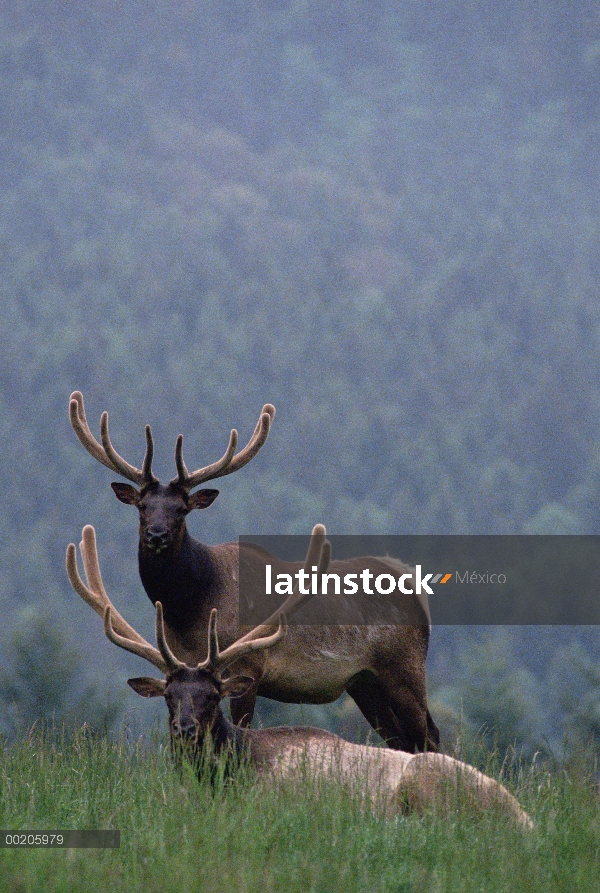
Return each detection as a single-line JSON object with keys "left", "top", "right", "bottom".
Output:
{"left": 172, "top": 719, "right": 198, "bottom": 739}
{"left": 144, "top": 525, "right": 171, "bottom": 551}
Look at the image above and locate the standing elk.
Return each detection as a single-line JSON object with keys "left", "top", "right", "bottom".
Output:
{"left": 69, "top": 391, "right": 439, "bottom": 752}
{"left": 66, "top": 526, "right": 532, "bottom": 829}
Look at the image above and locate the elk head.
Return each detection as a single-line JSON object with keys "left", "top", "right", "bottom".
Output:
{"left": 69, "top": 391, "right": 275, "bottom": 557}
{"left": 124, "top": 606, "right": 282, "bottom": 742}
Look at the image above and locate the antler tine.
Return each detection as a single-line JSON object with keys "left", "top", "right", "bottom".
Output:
{"left": 100, "top": 411, "right": 157, "bottom": 486}
{"left": 154, "top": 601, "right": 188, "bottom": 673}
{"left": 171, "top": 428, "right": 238, "bottom": 488}
{"left": 169, "top": 404, "right": 275, "bottom": 489}
{"left": 206, "top": 607, "right": 220, "bottom": 665}
{"left": 78, "top": 525, "right": 103, "bottom": 595}
{"left": 195, "top": 608, "right": 220, "bottom": 671}
{"left": 142, "top": 425, "right": 155, "bottom": 482}
{"left": 69, "top": 391, "right": 116, "bottom": 473}
{"left": 104, "top": 606, "right": 167, "bottom": 674}
{"left": 209, "top": 611, "right": 287, "bottom": 676}
{"left": 214, "top": 403, "right": 275, "bottom": 480}
{"left": 69, "top": 390, "right": 156, "bottom": 486}
{"left": 234, "top": 524, "right": 330, "bottom": 648}
{"left": 66, "top": 525, "right": 149, "bottom": 647}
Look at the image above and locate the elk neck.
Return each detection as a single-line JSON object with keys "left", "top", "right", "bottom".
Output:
{"left": 182, "top": 705, "right": 252, "bottom": 777}
{"left": 208, "top": 706, "right": 249, "bottom": 755}
{"left": 138, "top": 528, "right": 218, "bottom": 628}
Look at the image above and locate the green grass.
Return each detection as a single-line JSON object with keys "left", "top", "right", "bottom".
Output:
{"left": 0, "top": 726, "right": 598, "bottom": 893}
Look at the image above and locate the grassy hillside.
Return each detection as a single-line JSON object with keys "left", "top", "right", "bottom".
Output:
{"left": 0, "top": 726, "right": 598, "bottom": 893}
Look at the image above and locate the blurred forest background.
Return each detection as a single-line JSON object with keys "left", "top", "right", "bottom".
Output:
{"left": 1, "top": 0, "right": 600, "bottom": 760}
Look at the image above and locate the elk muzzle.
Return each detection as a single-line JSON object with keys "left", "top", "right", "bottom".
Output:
{"left": 143, "top": 523, "right": 173, "bottom": 554}
{"left": 170, "top": 715, "right": 200, "bottom": 740}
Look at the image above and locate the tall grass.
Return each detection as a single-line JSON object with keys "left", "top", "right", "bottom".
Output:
{"left": 0, "top": 724, "right": 598, "bottom": 893}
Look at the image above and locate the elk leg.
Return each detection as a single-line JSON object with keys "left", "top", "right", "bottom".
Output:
{"left": 348, "top": 670, "right": 437, "bottom": 753}
{"left": 346, "top": 672, "right": 417, "bottom": 752}
{"left": 426, "top": 708, "right": 441, "bottom": 751}
{"left": 373, "top": 667, "right": 439, "bottom": 753}
{"left": 229, "top": 684, "right": 258, "bottom": 727}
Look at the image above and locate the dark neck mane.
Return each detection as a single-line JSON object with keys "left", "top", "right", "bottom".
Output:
{"left": 210, "top": 708, "right": 249, "bottom": 754}
{"left": 191, "top": 708, "right": 252, "bottom": 782}
{"left": 138, "top": 529, "right": 218, "bottom": 627}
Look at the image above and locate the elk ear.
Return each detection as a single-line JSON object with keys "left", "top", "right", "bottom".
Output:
{"left": 221, "top": 674, "right": 255, "bottom": 700}
{"left": 127, "top": 677, "right": 166, "bottom": 698}
{"left": 111, "top": 482, "right": 141, "bottom": 505}
{"left": 188, "top": 489, "right": 220, "bottom": 511}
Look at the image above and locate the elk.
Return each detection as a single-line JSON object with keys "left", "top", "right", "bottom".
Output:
{"left": 69, "top": 391, "right": 439, "bottom": 752}
{"left": 66, "top": 525, "right": 532, "bottom": 829}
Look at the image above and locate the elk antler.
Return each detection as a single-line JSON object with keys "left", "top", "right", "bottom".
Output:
{"left": 66, "top": 524, "right": 168, "bottom": 672}
{"left": 70, "top": 391, "right": 275, "bottom": 491}
{"left": 69, "top": 391, "right": 157, "bottom": 487}
{"left": 191, "top": 607, "right": 286, "bottom": 677}
{"left": 233, "top": 523, "right": 331, "bottom": 647}
{"left": 104, "top": 601, "right": 185, "bottom": 675}
{"left": 170, "top": 403, "right": 275, "bottom": 489}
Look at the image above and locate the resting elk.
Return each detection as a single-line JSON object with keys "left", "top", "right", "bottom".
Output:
{"left": 66, "top": 525, "right": 532, "bottom": 829}
{"left": 69, "top": 391, "right": 439, "bottom": 752}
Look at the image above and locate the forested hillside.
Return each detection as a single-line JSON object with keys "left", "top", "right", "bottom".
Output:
{"left": 1, "top": 1, "right": 599, "bottom": 756}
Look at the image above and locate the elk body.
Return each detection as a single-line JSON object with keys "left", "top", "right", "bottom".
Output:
{"left": 66, "top": 526, "right": 532, "bottom": 829}
{"left": 69, "top": 391, "right": 439, "bottom": 752}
